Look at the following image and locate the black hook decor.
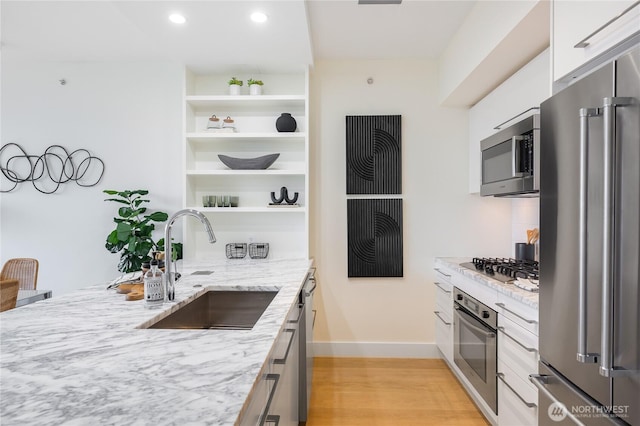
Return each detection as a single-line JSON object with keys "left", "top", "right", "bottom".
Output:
{"left": 270, "top": 186, "right": 299, "bottom": 205}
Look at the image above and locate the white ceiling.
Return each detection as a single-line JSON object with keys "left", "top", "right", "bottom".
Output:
{"left": 308, "top": 0, "right": 475, "bottom": 60}
{"left": 1, "top": 0, "right": 476, "bottom": 73}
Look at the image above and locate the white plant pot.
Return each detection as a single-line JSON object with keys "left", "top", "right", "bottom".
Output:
{"left": 249, "top": 84, "right": 263, "bottom": 96}
{"left": 229, "top": 84, "right": 241, "bottom": 96}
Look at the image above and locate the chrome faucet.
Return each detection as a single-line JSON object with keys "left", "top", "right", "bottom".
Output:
{"left": 164, "top": 209, "right": 216, "bottom": 301}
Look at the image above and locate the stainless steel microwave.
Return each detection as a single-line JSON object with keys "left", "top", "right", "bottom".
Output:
{"left": 480, "top": 114, "right": 539, "bottom": 197}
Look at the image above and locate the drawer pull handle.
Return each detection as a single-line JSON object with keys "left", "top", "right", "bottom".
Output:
{"left": 434, "top": 282, "right": 451, "bottom": 294}
{"left": 434, "top": 268, "right": 451, "bottom": 278}
{"left": 265, "top": 415, "right": 280, "bottom": 426}
{"left": 434, "top": 311, "right": 451, "bottom": 326}
{"left": 498, "top": 326, "right": 538, "bottom": 353}
{"left": 497, "top": 372, "right": 537, "bottom": 408}
{"left": 495, "top": 302, "right": 538, "bottom": 324}
{"left": 259, "top": 374, "right": 280, "bottom": 426}
{"left": 574, "top": 1, "right": 640, "bottom": 48}
{"left": 273, "top": 329, "right": 296, "bottom": 364}
{"left": 288, "top": 303, "right": 304, "bottom": 324}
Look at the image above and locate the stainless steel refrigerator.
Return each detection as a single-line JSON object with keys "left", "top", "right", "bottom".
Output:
{"left": 533, "top": 45, "right": 639, "bottom": 425}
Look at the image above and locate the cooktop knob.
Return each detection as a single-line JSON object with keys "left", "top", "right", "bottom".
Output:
{"left": 457, "top": 294, "right": 463, "bottom": 301}
{"left": 482, "top": 311, "right": 490, "bottom": 319}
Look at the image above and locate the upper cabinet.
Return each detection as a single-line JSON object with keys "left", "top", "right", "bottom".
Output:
{"left": 468, "top": 50, "right": 551, "bottom": 194}
{"left": 182, "top": 69, "right": 309, "bottom": 261}
{"left": 552, "top": 0, "right": 640, "bottom": 87}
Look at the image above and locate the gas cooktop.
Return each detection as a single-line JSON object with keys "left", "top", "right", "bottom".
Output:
{"left": 460, "top": 257, "right": 539, "bottom": 292}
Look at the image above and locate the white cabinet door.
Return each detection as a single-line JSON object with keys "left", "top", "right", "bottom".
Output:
{"left": 497, "top": 306, "right": 539, "bottom": 426}
{"left": 552, "top": 0, "right": 640, "bottom": 83}
{"left": 238, "top": 370, "right": 271, "bottom": 426}
{"left": 434, "top": 278, "right": 453, "bottom": 363}
{"left": 498, "top": 367, "right": 538, "bottom": 426}
{"left": 269, "top": 303, "right": 301, "bottom": 426}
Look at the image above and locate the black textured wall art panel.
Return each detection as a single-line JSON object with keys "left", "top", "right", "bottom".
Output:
{"left": 347, "top": 198, "right": 403, "bottom": 277}
{"left": 346, "top": 115, "right": 401, "bottom": 194}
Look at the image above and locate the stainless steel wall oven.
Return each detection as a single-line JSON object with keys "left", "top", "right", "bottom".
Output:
{"left": 453, "top": 287, "right": 498, "bottom": 414}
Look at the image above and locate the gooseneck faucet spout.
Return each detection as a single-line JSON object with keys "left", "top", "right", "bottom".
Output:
{"left": 164, "top": 209, "right": 216, "bottom": 301}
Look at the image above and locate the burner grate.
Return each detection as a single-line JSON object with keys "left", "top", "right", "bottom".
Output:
{"left": 462, "top": 257, "right": 539, "bottom": 291}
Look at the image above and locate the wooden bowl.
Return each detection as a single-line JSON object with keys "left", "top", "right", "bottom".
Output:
{"left": 116, "top": 282, "right": 144, "bottom": 294}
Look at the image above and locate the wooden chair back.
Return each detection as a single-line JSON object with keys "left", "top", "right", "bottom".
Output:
{"left": 1, "top": 258, "right": 39, "bottom": 290}
{"left": 0, "top": 279, "right": 20, "bottom": 312}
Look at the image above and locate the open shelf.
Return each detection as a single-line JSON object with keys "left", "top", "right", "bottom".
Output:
{"left": 186, "top": 132, "right": 306, "bottom": 140}
{"left": 188, "top": 206, "right": 306, "bottom": 213}
{"left": 186, "top": 169, "right": 305, "bottom": 176}
{"left": 183, "top": 69, "right": 309, "bottom": 260}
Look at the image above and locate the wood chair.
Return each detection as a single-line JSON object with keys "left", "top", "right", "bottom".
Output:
{"left": 0, "top": 279, "right": 19, "bottom": 312}
{"left": 1, "top": 258, "right": 39, "bottom": 290}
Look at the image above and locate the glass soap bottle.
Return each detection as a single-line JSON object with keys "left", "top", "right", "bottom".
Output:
{"left": 144, "top": 259, "right": 164, "bottom": 309}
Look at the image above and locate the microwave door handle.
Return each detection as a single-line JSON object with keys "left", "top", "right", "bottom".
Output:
{"left": 577, "top": 107, "right": 600, "bottom": 364}
{"left": 511, "top": 136, "right": 526, "bottom": 177}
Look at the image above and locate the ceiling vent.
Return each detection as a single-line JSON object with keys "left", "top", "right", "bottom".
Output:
{"left": 358, "top": 0, "right": 402, "bottom": 4}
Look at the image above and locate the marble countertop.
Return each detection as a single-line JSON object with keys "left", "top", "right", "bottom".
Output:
{"left": 435, "top": 257, "right": 539, "bottom": 309}
{"left": 0, "top": 258, "right": 312, "bottom": 426}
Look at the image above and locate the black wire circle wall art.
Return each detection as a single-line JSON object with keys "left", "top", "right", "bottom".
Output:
{"left": 0, "top": 143, "right": 105, "bottom": 194}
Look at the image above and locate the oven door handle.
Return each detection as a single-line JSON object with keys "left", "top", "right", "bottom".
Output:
{"left": 455, "top": 306, "right": 496, "bottom": 338}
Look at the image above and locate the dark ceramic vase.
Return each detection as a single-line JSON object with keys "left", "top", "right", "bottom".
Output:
{"left": 276, "top": 113, "right": 297, "bottom": 132}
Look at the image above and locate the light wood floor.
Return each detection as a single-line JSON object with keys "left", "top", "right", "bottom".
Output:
{"left": 306, "top": 357, "right": 490, "bottom": 426}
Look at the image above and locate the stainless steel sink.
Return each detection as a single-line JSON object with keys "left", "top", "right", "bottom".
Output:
{"left": 147, "top": 290, "right": 278, "bottom": 330}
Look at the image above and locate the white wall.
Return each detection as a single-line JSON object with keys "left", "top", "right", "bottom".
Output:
{"left": 438, "top": 0, "right": 548, "bottom": 107}
{"left": 309, "top": 59, "right": 513, "bottom": 356}
{"left": 511, "top": 198, "right": 539, "bottom": 259}
{"left": 1, "top": 60, "right": 184, "bottom": 295}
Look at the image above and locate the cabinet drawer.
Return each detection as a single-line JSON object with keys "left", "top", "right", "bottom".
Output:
{"left": 498, "top": 315, "right": 538, "bottom": 390}
{"left": 497, "top": 364, "right": 537, "bottom": 426}
{"left": 495, "top": 293, "right": 538, "bottom": 336}
{"left": 434, "top": 267, "right": 454, "bottom": 285}
{"left": 435, "top": 282, "right": 452, "bottom": 314}
{"left": 238, "top": 370, "right": 276, "bottom": 426}
{"left": 435, "top": 312, "right": 453, "bottom": 363}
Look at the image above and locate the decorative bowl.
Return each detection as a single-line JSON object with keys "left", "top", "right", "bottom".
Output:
{"left": 218, "top": 153, "right": 280, "bottom": 170}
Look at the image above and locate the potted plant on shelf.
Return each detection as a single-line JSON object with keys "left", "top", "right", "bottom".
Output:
{"left": 104, "top": 189, "right": 182, "bottom": 273}
{"left": 247, "top": 78, "right": 264, "bottom": 96}
{"left": 228, "top": 77, "right": 243, "bottom": 95}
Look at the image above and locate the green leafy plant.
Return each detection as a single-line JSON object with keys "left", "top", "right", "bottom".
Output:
{"left": 228, "top": 77, "right": 243, "bottom": 86}
{"left": 104, "top": 189, "right": 182, "bottom": 273}
{"left": 247, "top": 78, "right": 264, "bottom": 86}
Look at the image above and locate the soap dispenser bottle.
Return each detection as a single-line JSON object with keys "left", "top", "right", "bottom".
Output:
{"left": 144, "top": 259, "right": 164, "bottom": 309}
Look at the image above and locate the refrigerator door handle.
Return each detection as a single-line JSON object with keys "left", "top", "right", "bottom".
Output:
{"left": 577, "top": 107, "right": 601, "bottom": 364}
{"left": 529, "top": 374, "right": 586, "bottom": 426}
{"left": 600, "top": 97, "right": 636, "bottom": 378}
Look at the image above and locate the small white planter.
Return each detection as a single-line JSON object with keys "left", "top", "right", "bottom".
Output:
{"left": 229, "top": 84, "right": 241, "bottom": 96}
{"left": 249, "top": 84, "right": 263, "bottom": 96}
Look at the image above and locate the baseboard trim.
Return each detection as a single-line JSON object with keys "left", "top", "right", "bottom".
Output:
{"left": 312, "top": 341, "right": 440, "bottom": 358}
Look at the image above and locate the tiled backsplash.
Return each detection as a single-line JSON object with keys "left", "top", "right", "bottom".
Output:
{"left": 511, "top": 198, "right": 540, "bottom": 259}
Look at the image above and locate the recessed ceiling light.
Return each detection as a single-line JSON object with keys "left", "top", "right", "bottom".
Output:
{"left": 169, "top": 14, "right": 186, "bottom": 24}
{"left": 250, "top": 12, "right": 268, "bottom": 23}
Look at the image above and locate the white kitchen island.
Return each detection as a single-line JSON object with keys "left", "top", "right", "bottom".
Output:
{"left": 0, "top": 258, "right": 312, "bottom": 426}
